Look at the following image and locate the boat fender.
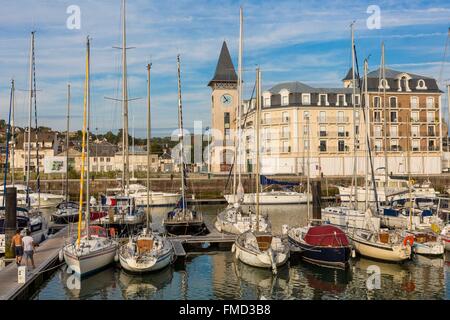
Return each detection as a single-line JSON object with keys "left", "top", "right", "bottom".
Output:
{"left": 231, "top": 244, "right": 235, "bottom": 253}
{"left": 58, "top": 249, "right": 64, "bottom": 262}
{"left": 114, "top": 253, "right": 119, "bottom": 262}
{"left": 403, "top": 235, "right": 415, "bottom": 247}
{"left": 351, "top": 249, "right": 356, "bottom": 258}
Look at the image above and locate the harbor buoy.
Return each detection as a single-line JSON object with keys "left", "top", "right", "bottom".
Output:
{"left": 58, "top": 249, "right": 64, "bottom": 262}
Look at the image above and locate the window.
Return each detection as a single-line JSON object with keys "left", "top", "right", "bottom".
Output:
{"left": 374, "top": 96, "right": 381, "bottom": 108}
{"left": 337, "top": 111, "right": 345, "bottom": 123}
{"left": 303, "top": 111, "right": 310, "bottom": 120}
{"left": 411, "top": 111, "right": 419, "bottom": 122}
{"left": 428, "top": 125, "right": 435, "bottom": 136}
{"left": 389, "top": 97, "right": 397, "bottom": 108}
{"left": 264, "top": 97, "right": 270, "bottom": 107}
{"left": 426, "top": 97, "right": 434, "bottom": 109}
{"left": 282, "top": 95, "right": 289, "bottom": 106}
{"left": 411, "top": 125, "right": 419, "bottom": 137}
{"left": 379, "top": 78, "right": 390, "bottom": 89}
{"left": 338, "top": 140, "right": 345, "bottom": 152}
{"left": 390, "top": 139, "right": 399, "bottom": 151}
{"left": 263, "top": 127, "right": 271, "bottom": 140}
{"left": 417, "top": 79, "right": 427, "bottom": 90}
{"left": 302, "top": 93, "right": 311, "bottom": 105}
{"left": 304, "top": 140, "right": 309, "bottom": 151}
{"left": 411, "top": 97, "right": 419, "bottom": 109}
{"left": 337, "top": 94, "right": 346, "bottom": 106}
{"left": 319, "top": 111, "right": 326, "bottom": 123}
{"left": 354, "top": 94, "right": 360, "bottom": 106}
{"left": 338, "top": 126, "right": 345, "bottom": 137}
{"left": 319, "top": 94, "right": 328, "bottom": 106}
{"left": 100, "top": 157, "right": 104, "bottom": 162}
{"left": 355, "top": 125, "right": 359, "bottom": 135}
{"left": 281, "top": 126, "right": 289, "bottom": 139}
{"left": 263, "top": 113, "right": 271, "bottom": 124}
{"left": 106, "top": 157, "right": 110, "bottom": 162}
{"left": 303, "top": 125, "right": 309, "bottom": 136}
{"left": 428, "top": 139, "right": 436, "bottom": 151}
{"left": 374, "top": 125, "right": 382, "bottom": 137}
{"left": 282, "top": 112, "right": 289, "bottom": 123}
{"left": 374, "top": 140, "right": 382, "bottom": 151}
{"left": 319, "top": 140, "right": 327, "bottom": 152}
{"left": 412, "top": 140, "right": 419, "bottom": 151}
{"left": 224, "top": 112, "right": 230, "bottom": 128}
{"left": 282, "top": 141, "right": 290, "bottom": 153}
{"left": 94, "top": 158, "right": 97, "bottom": 162}
{"left": 427, "top": 111, "right": 434, "bottom": 123}
{"left": 319, "top": 126, "right": 327, "bottom": 137}
{"left": 374, "top": 111, "right": 381, "bottom": 122}
{"left": 390, "top": 125, "right": 398, "bottom": 138}
{"left": 390, "top": 111, "right": 398, "bottom": 123}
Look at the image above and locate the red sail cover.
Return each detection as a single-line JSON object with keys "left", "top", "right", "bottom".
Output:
{"left": 304, "top": 225, "right": 349, "bottom": 247}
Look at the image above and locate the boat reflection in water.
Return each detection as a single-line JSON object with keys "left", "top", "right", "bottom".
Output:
{"left": 59, "top": 266, "right": 117, "bottom": 299}
{"left": 233, "top": 259, "right": 290, "bottom": 299}
{"left": 287, "top": 262, "right": 352, "bottom": 299}
{"left": 118, "top": 267, "right": 173, "bottom": 299}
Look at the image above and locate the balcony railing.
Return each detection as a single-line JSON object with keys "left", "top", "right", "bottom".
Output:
{"left": 317, "top": 116, "right": 350, "bottom": 123}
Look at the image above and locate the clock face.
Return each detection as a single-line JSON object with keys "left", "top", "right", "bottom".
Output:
{"left": 221, "top": 94, "right": 233, "bottom": 106}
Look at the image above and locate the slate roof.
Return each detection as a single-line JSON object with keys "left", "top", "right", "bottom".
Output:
{"left": 208, "top": 41, "right": 237, "bottom": 86}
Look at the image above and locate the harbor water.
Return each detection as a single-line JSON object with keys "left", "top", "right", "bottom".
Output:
{"left": 32, "top": 204, "right": 450, "bottom": 300}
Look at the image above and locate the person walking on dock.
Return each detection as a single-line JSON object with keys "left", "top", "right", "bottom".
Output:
{"left": 22, "top": 230, "right": 35, "bottom": 269}
{"left": 10, "top": 229, "right": 23, "bottom": 266}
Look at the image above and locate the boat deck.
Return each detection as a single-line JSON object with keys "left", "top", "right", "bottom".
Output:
{"left": 0, "top": 226, "right": 68, "bottom": 300}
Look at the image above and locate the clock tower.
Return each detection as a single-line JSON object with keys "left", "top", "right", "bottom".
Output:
{"left": 208, "top": 41, "right": 238, "bottom": 173}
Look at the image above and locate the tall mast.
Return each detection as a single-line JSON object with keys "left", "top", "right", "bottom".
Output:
{"left": 26, "top": 31, "right": 35, "bottom": 208}
{"left": 3, "top": 80, "right": 14, "bottom": 206}
{"left": 146, "top": 63, "right": 152, "bottom": 229}
{"left": 364, "top": 59, "right": 369, "bottom": 211}
{"left": 86, "top": 37, "right": 91, "bottom": 235}
{"left": 121, "top": 0, "right": 130, "bottom": 193}
{"left": 306, "top": 115, "right": 311, "bottom": 221}
{"left": 381, "top": 42, "right": 389, "bottom": 198}
{"left": 177, "top": 55, "right": 186, "bottom": 215}
{"left": 407, "top": 114, "right": 412, "bottom": 230}
{"left": 255, "top": 67, "right": 261, "bottom": 232}
{"left": 77, "top": 36, "right": 90, "bottom": 246}
{"left": 236, "top": 6, "right": 244, "bottom": 198}
{"left": 350, "top": 22, "right": 358, "bottom": 208}
{"left": 66, "top": 83, "right": 71, "bottom": 202}
{"left": 11, "top": 79, "right": 15, "bottom": 186}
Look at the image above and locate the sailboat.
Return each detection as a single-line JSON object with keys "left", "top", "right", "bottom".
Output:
{"left": 52, "top": 84, "right": 80, "bottom": 224}
{"left": 163, "top": 55, "right": 206, "bottom": 236}
{"left": 63, "top": 37, "right": 118, "bottom": 276}
{"left": 215, "top": 7, "right": 270, "bottom": 235}
{"left": 345, "top": 59, "right": 412, "bottom": 263}
{"left": 288, "top": 105, "right": 351, "bottom": 269}
{"left": 321, "top": 24, "right": 376, "bottom": 231}
{"left": 96, "top": 0, "right": 144, "bottom": 233}
{"left": 233, "top": 67, "right": 289, "bottom": 274}
{"left": 119, "top": 63, "right": 174, "bottom": 273}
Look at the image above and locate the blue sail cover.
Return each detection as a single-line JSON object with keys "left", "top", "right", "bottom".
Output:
{"left": 260, "top": 175, "right": 298, "bottom": 187}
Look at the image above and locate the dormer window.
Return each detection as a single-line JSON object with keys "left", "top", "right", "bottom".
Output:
{"left": 397, "top": 73, "right": 412, "bottom": 92}
{"left": 318, "top": 94, "right": 329, "bottom": 106}
{"left": 262, "top": 91, "right": 271, "bottom": 108}
{"left": 264, "top": 97, "right": 271, "bottom": 107}
{"left": 337, "top": 94, "right": 347, "bottom": 106}
{"left": 379, "top": 78, "right": 390, "bottom": 89}
{"left": 280, "top": 89, "right": 289, "bottom": 106}
{"left": 416, "top": 79, "right": 427, "bottom": 90}
{"left": 302, "top": 93, "right": 311, "bottom": 105}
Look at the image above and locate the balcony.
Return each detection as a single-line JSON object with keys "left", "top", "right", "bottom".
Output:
{"left": 428, "top": 146, "right": 440, "bottom": 152}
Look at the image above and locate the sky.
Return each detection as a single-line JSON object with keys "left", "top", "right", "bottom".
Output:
{"left": 0, "top": 0, "right": 449, "bottom": 137}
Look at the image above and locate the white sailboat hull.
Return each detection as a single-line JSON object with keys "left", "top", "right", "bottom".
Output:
{"left": 350, "top": 236, "right": 411, "bottom": 262}
{"left": 63, "top": 240, "right": 117, "bottom": 276}
{"left": 322, "top": 207, "right": 381, "bottom": 231}
{"left": 338, "top": 186, "right": 437, "bottom": 203}
{"left": 234, "top": 243, "right": 288, "bottom": 268}
{"left": 413, "top": 242, "right": 444, "bottom": 256}
{"left": 225, "top": 192, "right": 310, "bottom": 205}
{"left": 119, "top": 250, "right": 173, "bottom": 273}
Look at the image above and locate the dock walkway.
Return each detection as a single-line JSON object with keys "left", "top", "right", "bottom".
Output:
{"left": 0, "top": 227, "right": 68, "bottom": 300}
